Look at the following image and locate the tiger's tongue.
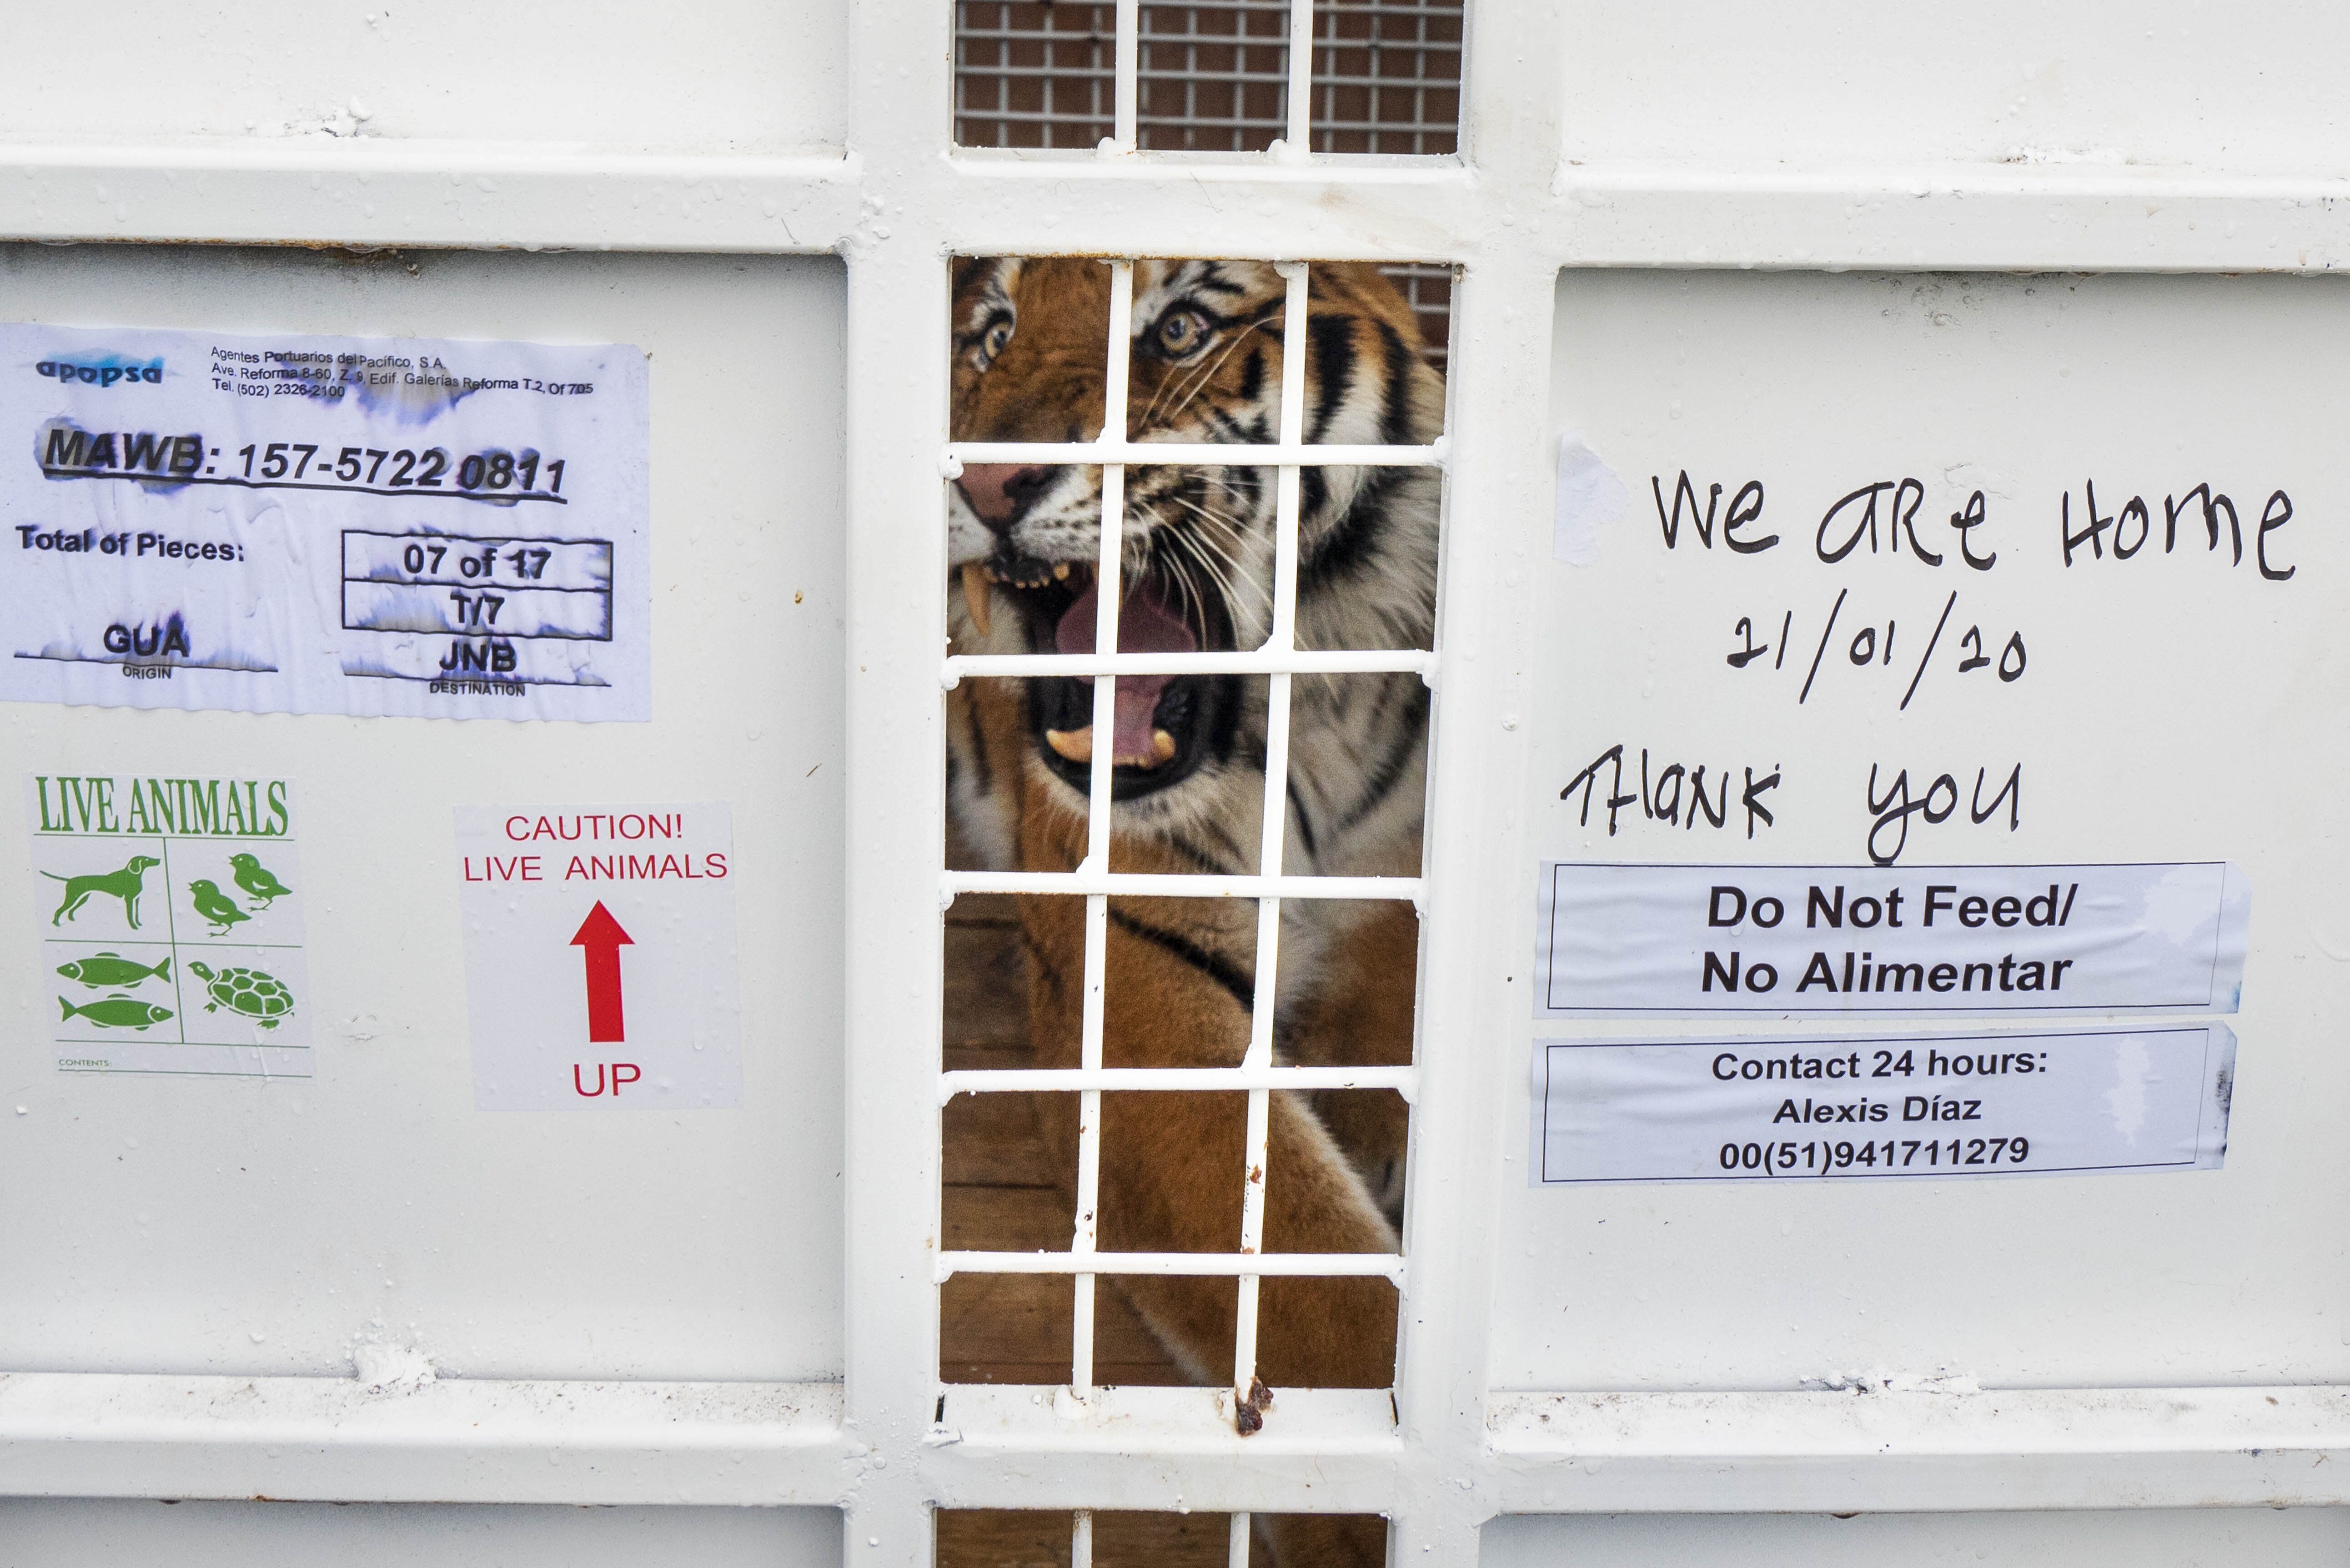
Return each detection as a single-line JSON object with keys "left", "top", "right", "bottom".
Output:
{"left": 1055, "top": 581, "right": 1196, "bottom": 760}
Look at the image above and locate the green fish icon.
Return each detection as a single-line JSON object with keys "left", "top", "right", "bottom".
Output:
{"left": 228, "top": 853, "right": 293, "bottom": 909}
{"left": 187, "top": 879, "right": 250, "bottom": 936}
{"left": 55, "top": 952, "right": 172, "bottom": 989}
{"left": 59, "top": 995, "right": 174, "bottom": 1030}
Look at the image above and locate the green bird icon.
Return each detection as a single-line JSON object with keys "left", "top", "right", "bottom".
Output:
{"left": 187, "top": 878, "right": 250, "bottom": 936}
{"left": 227, "top": 853, "right": 293, "bottom": 909}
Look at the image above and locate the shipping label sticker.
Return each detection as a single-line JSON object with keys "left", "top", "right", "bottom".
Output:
{"left": 1531, "top": 1026, "right": 2236, "bottom": 1184}
{"left": 3, "top": 322, "right": 648, "bottom": 721}
{"left": 1536, "top": 861, "right": 2249, "bottom": 1015}
{"left": 30, "top": 772, "right": 311, "bottom": 1077}
{"left": 454, "top": 804, "right": 740, "bottom": 1111}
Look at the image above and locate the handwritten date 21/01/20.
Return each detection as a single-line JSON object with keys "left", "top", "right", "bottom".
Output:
{"left": 230, "top": 442, "right": 566, "bottom": 498}
{"left": 1729, "top": 588, "right": 2022, "bottom": 712}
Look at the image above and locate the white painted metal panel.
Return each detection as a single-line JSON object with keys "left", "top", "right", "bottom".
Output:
{"left": 0, "top": 244, "right": 847, "bottom": 1382}
{"left": 1555, "top": 2, "right": 2350, "bottom": 176}
{"left": 0, "top": 2, "right": 846, "bottom": 152}
{"left": 0, "top": 1498, "right": 840, "bottom": 1567}
{"left": 1498, "top": 267, "right": 2350, "bottom": 1393}
{"left": 1482, "top": 1508, "right": 2350, "bottom": 1567}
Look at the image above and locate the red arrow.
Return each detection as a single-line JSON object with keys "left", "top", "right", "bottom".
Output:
{"left": 569, "top": 901, "right": 634, "bottom": 1043}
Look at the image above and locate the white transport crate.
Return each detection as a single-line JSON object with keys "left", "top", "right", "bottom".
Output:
{"left": 4, "top": 2, "right": 2350, "bottom": 1565}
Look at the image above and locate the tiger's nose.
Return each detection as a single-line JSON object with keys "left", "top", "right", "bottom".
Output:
{"left": 957, "top": 463, "right": 1059, "bottom": 530}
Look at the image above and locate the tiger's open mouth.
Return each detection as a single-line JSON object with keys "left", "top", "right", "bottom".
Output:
{"left": 962, "top": 554, "right": 1240, "bottom": 800}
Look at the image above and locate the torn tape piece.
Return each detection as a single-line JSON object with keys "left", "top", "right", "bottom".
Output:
{"left": 1553, "top": 433, "right": 1627, "bottom": 566}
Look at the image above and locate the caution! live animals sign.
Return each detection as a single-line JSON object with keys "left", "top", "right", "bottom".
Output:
{"left": 454, "top": 803, "right": 740, "bottom": 1111}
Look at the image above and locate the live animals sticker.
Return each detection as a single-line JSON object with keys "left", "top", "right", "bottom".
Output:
{"left": 30, "top": 771, "right": 311, "bottom": 1077}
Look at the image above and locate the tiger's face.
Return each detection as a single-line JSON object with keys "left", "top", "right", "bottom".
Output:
{"left": 949, "top": 257, "right": 1442, "bottom": 827}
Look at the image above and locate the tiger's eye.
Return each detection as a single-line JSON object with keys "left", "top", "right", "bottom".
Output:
{"left": 1158, "top": 311, "right": 1201, "bottom": 352}
{"left": 985, "top": 322, "right": 1012, "bottom": 357}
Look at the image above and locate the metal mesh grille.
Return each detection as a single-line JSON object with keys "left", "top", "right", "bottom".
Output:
{"left": 954, "top": 0, "right": 1464, "bottom": 155}
{"left": 954, "top": 2, "right": 1462, "bottom": 365}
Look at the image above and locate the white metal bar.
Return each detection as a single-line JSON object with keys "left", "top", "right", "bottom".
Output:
{"left": 943, "top": 870, "right": 1421, "bottom": 900}
{"left": 1375, "top": 0, "right": 1572, "bottom": 1541}
{"left": 947, "top": 439, "right": 1442, "bottom": 465}
{"left": 936, "top": 1251, "right": 1402, "bottom": 1282}
{"left": 1088, "top": 259, "right": 1136, "bottom": 868}
{"left": 1073, "top": 1507, "right": 1095, "bottom": 1568}
{"left": 1230, "top": 1077, "right": 1273, "bottom": 1401}
{"left": 946, "top": 648, "right": 1434, "bottom": 680}
{"left": 1231, "top": 261, "right": 1313, "bottom": 1411}
{"left": 1229, "top": 1509, "right": 1253, "bottom": 1566}
{"left": 1067, "top": 258, "right": 1136, "bottom": 1396}
{"left": 1487, "top": 1387, "right": 2350, "bottom": 1514}
{"left": 927, "top": 1385, "right": 1404, "bottom": 1493}
{"left": 0, "top": 1374, "right": 850, "bottom": 1504}
{"left": 1113, "top": 0, "right": 1140, "bottom": 150}
{"left": 942, "top": 1065, "right": 1418, "bottom": 1100}
{"left": 842, "top": 7, "right": 959, "bottom": 1563}
{"left": 17, "top": 1373, "right": 2350, "bottom": 1514}
{"left": 919, "top": 1382, "right": 2350, "bottom": 1514}
{"left": 1286, "top": 0, "right": 1315, "bottom": 152}
{"left": 22, "top": 145, "right": 2350, "bottom": 275}
{"left": 1071, "top": 904, "right": 1104, "bottom": 1389}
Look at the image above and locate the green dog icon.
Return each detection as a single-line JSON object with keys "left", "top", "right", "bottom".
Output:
{"left": 43, "top": 855, "right": 161, "bottom": 928}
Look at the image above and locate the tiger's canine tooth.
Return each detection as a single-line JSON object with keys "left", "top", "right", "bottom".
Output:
{"left": 1053, "top": 561, "right": 1071, "bottom": 580}
{"left": 961, "top": 562, "right": 993, "bottom": 636}
{"left": 1045, "top": 726, "right": 1094, "bottom": 763}
{"left": 1149, "top": 728, "right": 1177, "bottom": 764}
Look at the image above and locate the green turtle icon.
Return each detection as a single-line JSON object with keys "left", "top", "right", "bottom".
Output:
{"left": 59, "top": 995, "right": 173, "bottom": 1030}
{"left": 188, "top": 961, "right": 295, "bottom": 1029}
{"left": 187, "top": 879, "right": 250, "bottom": 936}
{"left": 228, "top": 853, "right": 293, "bottom": 909}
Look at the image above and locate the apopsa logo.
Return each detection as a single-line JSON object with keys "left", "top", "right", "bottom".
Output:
{"left": 36, "top": 357, "right": 163, "bottom": 388}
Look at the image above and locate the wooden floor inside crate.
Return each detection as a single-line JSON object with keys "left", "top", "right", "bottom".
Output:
{"left": 940, "top": 895, "right": 1195, "bottom": 1389}
{"left": 935, "top": 1509, "right": 1242, "bottom": 1567}
{"left": 941, "top": 898, "right": 1227, "bottom": 1565}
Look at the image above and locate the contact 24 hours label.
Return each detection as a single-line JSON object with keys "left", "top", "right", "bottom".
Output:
{"left": 1531, "top": 1026, "right": 2236, "bottom": 1184}
{"left": 3, "top": 323, "right": 648, "bottom": 721}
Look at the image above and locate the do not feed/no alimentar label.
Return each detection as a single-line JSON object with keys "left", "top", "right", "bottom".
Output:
{"left": 1535, "top": 860, "right": 2249, "bottom": 1015}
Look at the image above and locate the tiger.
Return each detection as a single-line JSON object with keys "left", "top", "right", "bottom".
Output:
{"left": 944, "top": 256, "right": 1440, "bottom": 1568}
